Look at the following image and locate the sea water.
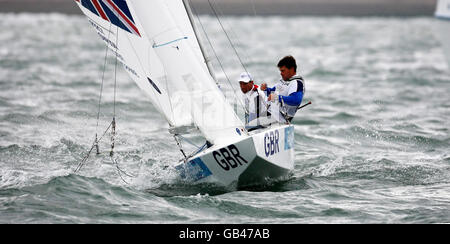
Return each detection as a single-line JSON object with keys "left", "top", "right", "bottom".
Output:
{"left": 0, "top": 13, "right": 449, "bottom": 224}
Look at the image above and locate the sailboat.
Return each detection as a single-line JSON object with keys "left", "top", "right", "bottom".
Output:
{"left": 435, "top": 0, "right": 450, "bottom": 67}
{"left": 74, "top": 0, "right": 295, "bottom": 187}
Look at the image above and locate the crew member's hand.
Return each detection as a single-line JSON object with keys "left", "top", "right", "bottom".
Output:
{"left": 268, "top": 93, "right": 277, "bottom": 102}
{"left": 261, "top": 83, "right": 267, "bottom": 91}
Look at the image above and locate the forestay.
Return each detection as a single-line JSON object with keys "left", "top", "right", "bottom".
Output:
{"left": 75, "top": 0, "right": 245, "bottom": 145}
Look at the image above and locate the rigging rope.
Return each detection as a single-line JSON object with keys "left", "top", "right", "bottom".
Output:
{"left": 113, "top": 26, "right": 119, "bottom": 118}
{"left": 76, "top": 26, "right": 134, "bottom": 185}
{"left": 206, "top": 0, "right": 251, "bottom": 76}
{"left": 212, "top": 0, "right": 255, "bottom": 76}
{"left": 110, "top": 25, "right": 119, "bottom": 158}
{"left": 95, "top": 22, "right": 113, "bottom": 155}
{"left": 76, "top": 23, "right": 114, "bottom": 173}
{"left": 187, "top": 0, "right": 248, "bottom": 116}
{"left": 110, "top": 26, "right": 135, "bottom": 184}
{"left": 75, "top": 121, "right": 113, "bottom": 173}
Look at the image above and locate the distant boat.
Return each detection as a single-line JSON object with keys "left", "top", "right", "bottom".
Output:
{"left": 434, "top": 0, "right": 450, "bottom": 67}
{"left": 74, "top": 0, "right": 296, "bottom": 188}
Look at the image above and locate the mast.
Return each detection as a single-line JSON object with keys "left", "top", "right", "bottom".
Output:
{"left": 182, "top": 0, "right": 217, "bottom": 82}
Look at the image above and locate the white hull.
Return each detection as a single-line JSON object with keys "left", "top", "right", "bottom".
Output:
{"left": 175, "top": 124, "right": 295, "bottom": 187}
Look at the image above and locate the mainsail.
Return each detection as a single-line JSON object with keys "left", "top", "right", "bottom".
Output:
{"left": 75, "top": 0, "right": 245, "bottom": 145}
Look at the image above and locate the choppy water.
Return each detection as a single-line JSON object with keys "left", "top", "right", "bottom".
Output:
{"left": 0, "top": 13, "right": 449, "bottom": 224}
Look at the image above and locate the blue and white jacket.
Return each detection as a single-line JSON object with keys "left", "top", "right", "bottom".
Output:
{"left": 265, "top": 75, "right": 305, "bottom": 120}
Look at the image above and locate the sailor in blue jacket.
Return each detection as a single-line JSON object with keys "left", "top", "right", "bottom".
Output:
{"left": 261, "top": 55, "right": 305, "bottom": 122}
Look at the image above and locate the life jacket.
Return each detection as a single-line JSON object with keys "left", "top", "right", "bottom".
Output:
{"left": 279, "top": 75, "right": 305, "bottom": 120}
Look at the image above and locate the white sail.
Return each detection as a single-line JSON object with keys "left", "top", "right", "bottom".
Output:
{"left": 167, "top": 0, "right": 212, "bottom": 76}
{"left": 75, "top": 0, "right": 245, "bottom": 145}
{"left": 75, "top": 0, "right": 191, "bottom": 127}
{"left": 435, "top": 0, "right": 450, "bottom": 18}
{"left": 131, "top": 0, "right": 245, "bottom": 145}
{"left": 434, "top": 0, "right": 450, "bottom": 67}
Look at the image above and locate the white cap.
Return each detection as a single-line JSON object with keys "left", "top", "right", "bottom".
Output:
{"left": 237, "top": 72, "right": 253, "bottom": 83}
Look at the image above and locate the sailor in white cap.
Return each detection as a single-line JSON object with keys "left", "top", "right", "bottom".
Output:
{"left": 238, "top": 72, "right": 268, "bottom": 127}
